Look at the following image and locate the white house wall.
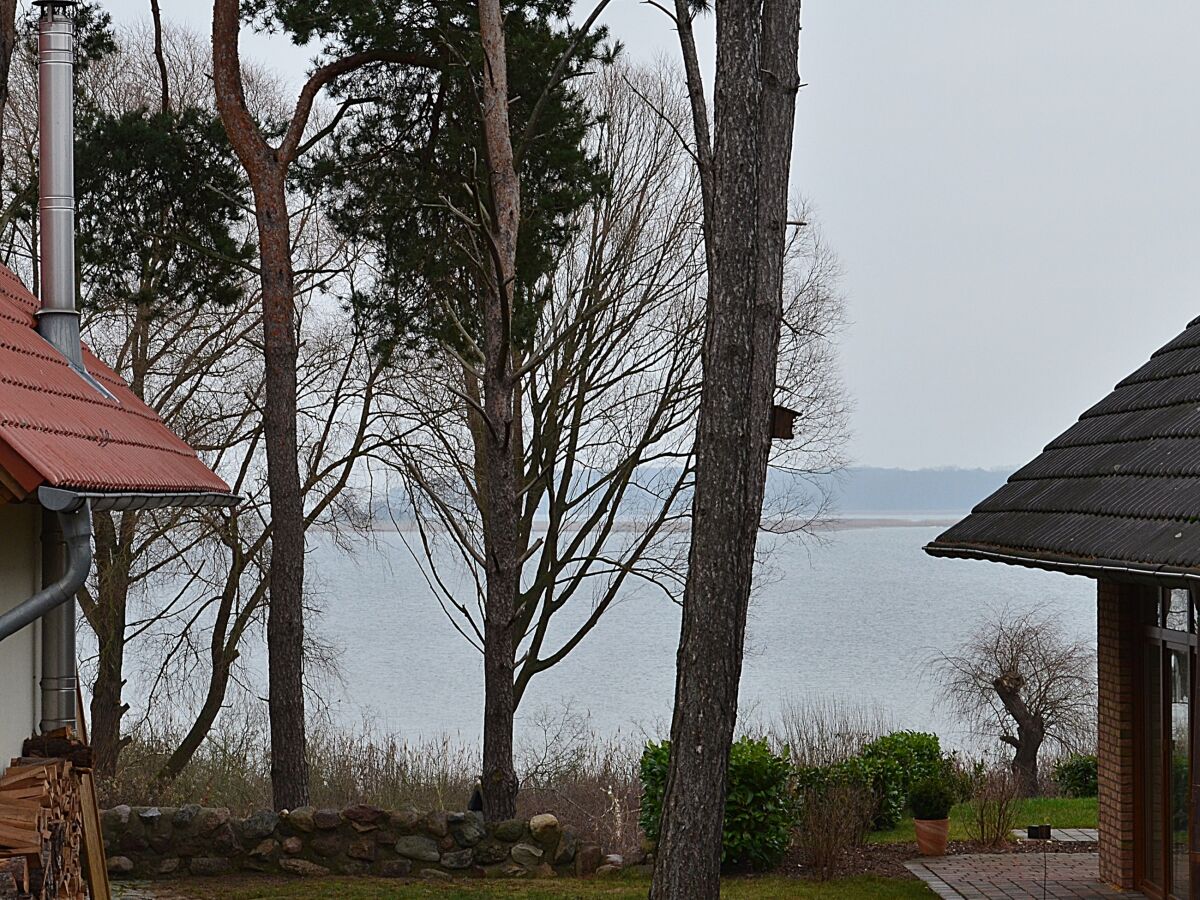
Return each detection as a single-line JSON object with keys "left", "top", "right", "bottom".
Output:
{"left": 0, "top": 503, "right": 40, "bottom": 757}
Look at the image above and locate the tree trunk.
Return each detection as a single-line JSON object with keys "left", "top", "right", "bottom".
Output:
{"left": 651, "top": 2, "right": 802, "bottom": 897}
{"left": 1011, "top": 733, "right": 1042, "bottom": 797}
{"left": 476, "top": 0, "right": 522, "bottom": 822}
{"left": 149, "top": 0, "right": 171, "bottom": 115}
{"left": 159, "top": 651, "right": 234, "bottom": 780}
{"left": 87, "top": 511, "right": 132, "bottom": 777}
{"left": 993, "top": 673, "right": 1043, "bottom": 797}
{"left": 254, "top": 173, "right": 310, "bottom": 812}
{"left": 0, "top": 0, "right": 17, "bottom": 182}
{"left": 212, "top": 0, "right": 310, "bottom": 811}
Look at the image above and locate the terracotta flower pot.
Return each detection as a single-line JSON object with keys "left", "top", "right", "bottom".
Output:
{"left": 914, "top": 817, "right": 950, "bottom": 856}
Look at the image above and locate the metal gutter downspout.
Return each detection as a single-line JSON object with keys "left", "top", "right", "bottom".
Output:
{"left": 0, "top": 506, "right": 91, "bottom": 643}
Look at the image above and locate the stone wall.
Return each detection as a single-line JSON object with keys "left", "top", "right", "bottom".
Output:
{"left": 101, "top": 804, "right": 623, "bottom": 881}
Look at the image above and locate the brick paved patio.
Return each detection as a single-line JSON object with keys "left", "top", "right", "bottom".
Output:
{"left": 906, "top": 853, "right": 1145, "bottom": 899}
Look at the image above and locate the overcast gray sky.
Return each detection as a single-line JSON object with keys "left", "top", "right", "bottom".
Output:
{"left": 96, "top": 1, "right": 1200, "bottom": 471}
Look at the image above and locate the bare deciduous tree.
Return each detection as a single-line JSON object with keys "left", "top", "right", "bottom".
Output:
{"left": 384, "top": 66, "right": 703, "bottom": 817}
{"left": 934, "top": 608, "right": 1096, "bottom": 795}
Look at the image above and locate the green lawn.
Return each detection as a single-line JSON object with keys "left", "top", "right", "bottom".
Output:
{"left": 870, "top": 796, "right": 1097, "bottom": 844}
{"left": 170, "top": 874, "right": 934, "bottom": 899}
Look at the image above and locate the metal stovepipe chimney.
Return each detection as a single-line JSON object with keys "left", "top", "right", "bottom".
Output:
{"left": 35, "top": 0, "right": 81, "bottom": 733}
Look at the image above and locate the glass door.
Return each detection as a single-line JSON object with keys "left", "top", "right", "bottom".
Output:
{"left": 1169, "top": 646, "right": 1190, "bottom": 900}
{"left": 1141, "top": 588, "right": 1197, "bottom": 900}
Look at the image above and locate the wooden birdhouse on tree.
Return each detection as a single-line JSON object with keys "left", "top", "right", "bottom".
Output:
{"left": 771, "top": 404, "right": 797, "bottom": 440}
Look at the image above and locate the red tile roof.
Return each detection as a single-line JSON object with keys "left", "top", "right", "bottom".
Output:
{"left": 0, "top": 265, "right": 231, "bottom": 498}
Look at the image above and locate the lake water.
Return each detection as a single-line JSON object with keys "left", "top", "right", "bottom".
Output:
{"left": 298, "top": 523, "right": 1095, "bottom": 749}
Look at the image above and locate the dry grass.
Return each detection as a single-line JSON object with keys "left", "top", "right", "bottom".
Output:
{"left": 99, "top": 704, "right": 643, "bottom": 858}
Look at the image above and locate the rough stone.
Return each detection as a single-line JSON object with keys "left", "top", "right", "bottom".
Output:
{"left": 119, "top": 816, "right": 148, "bottom": 852}
{"left": 596, "top": 864, "right": 621, "bottom": 878}
{"left": 340, "top": 860, "right": 371, "bottom": 876}
{"left": 376, "top": 859, "right": 413, "bottom": 878}
{"left": 189, "top": 857, "right": 232, "bottom": 877}
{"left": 511, "top": 842, "right": 544, "bottom": 869}
{"left": 554, "top": 828, "right": 578, "bottom": 866}
{"left": 242, "top": 809, "right": 280, "bottom": 840}
{"left": 441, "top": 848, "right": 473, "bottom": 869}
{"left": 106, "top": 856, "right": 134, "bottom": 876}
{"left": 285, "top": 806, "right": 316, "bottom": 833}
{"left": 106, "top": 805, "right": 132, "bottom": 829}
{"left": 147, "top": 813, "right": 175, "bottom": 854}
{"left": 343, "top": 804, "right": 386, "bottom": 828}
{"left": 421, "top": 810, "right": 449, "bottom": 838}
{"left": 534, "top": 863, "right": 557, "bottom": 879}
{"left": 474, "top": 838, "right": 510, "bottom": 865}
{"left": 311, "top": 834, "right": 344, "bottom": 858}
{"left": 195, "top": 808, "right": 230, "bottom": 833}
{"left": 280, "top": 858, "right": 330, "bottom": 877}
{"left": 421, "top": 868, "right": 453, "bottom": 881}
{"left": 388, "top": 808, "right": 421, "bottom": 833}
{"left": 250, "top": 838, "right": 280, "bottom": 860}
{"left": 493, "top": 819, "right": 525, "bottom": 842}
{"left": 157, "top": 858, "right": 180, "bottom": 875}
{"left": 395, "top": 835, "right": 441, "bottom": 863}
{"left": 313, "top": 808, "right": 342, "bottom": 830}
{"left": 482, "top": 862, "right": 527, "bottom": 879}
{"left": 209, "top": 823, "right": 242, "bottom": 856}
{"left": 348, "top": 836, "right": 377, "bottom": 862}
{"left": 575, "top": 842, "right": 602, "bottom": 876}
{"left": 450, "top": 811, "right": 486, "bottom": 847}
{"left": 529, "top": 814, "right": 559, "bottom": 844}
{"left": 281, "top": 836, "right": 303, "bottom": 855}
{"left": 137, "top": 807, "right": 162, "bottom": 825}
{"left": 173, "top": 804, "right": 201, "bottom": 829}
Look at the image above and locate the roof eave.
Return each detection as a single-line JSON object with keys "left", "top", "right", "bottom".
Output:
{"left": 924, "top": 541, "right": 1200, "bottom": 585}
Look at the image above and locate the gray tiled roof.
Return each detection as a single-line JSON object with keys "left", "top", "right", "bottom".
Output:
{"left": 926, "top": 314, "right": 1200, "bottom": 577}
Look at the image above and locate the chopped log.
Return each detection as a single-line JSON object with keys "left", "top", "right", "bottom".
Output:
{"left": 0, "top": 858, "right": 27, "bottom": 893}
{"left": 20, "top": 738, "right": 90, "bottom": 772}
{"left": 0, "top": 744, "right": 87, "bottom": 899}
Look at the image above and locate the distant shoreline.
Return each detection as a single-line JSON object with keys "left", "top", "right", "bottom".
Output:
{"left": 817, "top": 517, "right": 958, "bottom": 531}
{"left": 363, "top": 516, "right": 960, "bottom": 534}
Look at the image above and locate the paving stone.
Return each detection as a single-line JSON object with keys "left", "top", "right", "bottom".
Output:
{"left": 905, "top": 854, "right": 1145, "bottom": 900}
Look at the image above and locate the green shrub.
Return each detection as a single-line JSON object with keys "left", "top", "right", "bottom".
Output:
{"left": 861, "top": 731, "right": 943, "bottom": 796}
{"left": 1052, "top": 754, "right": 1098, "bottom": 798}
{"left": 794, "top": 754, "right": 896, "bottom": 830}
{"left": 639, "top": 736, "right": 794, "bottom": 871}
{"left": 909, "top": 775, "right": 954, "bottom": 820}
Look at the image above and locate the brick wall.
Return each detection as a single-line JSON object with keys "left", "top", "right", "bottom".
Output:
{"left": 1096, "top": 578, "right": 1142, "bottom": 890}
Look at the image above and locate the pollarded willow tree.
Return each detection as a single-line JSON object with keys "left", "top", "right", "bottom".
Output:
{"left": 934, "top": 609, "right": 1096, "bottom": 795}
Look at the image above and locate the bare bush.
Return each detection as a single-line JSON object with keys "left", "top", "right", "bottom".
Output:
{"left": 794, "top": 780, "right": 876, "bottom": 880}
{"left": 774, "top": 697, "right": 894, "bottom": 768}
{"left": 515, "top": 706, "right": 642, "bottom": 860}
{"left": 964, "top": 767, "right": 1021, "bottom": 848}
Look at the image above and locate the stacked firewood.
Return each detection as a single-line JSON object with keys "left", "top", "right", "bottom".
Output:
{"left": 0, "top": 728, "right": 92, "bottom": 900}
{"left": 0, "top": 760, "right": 84, "bottom": 899}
